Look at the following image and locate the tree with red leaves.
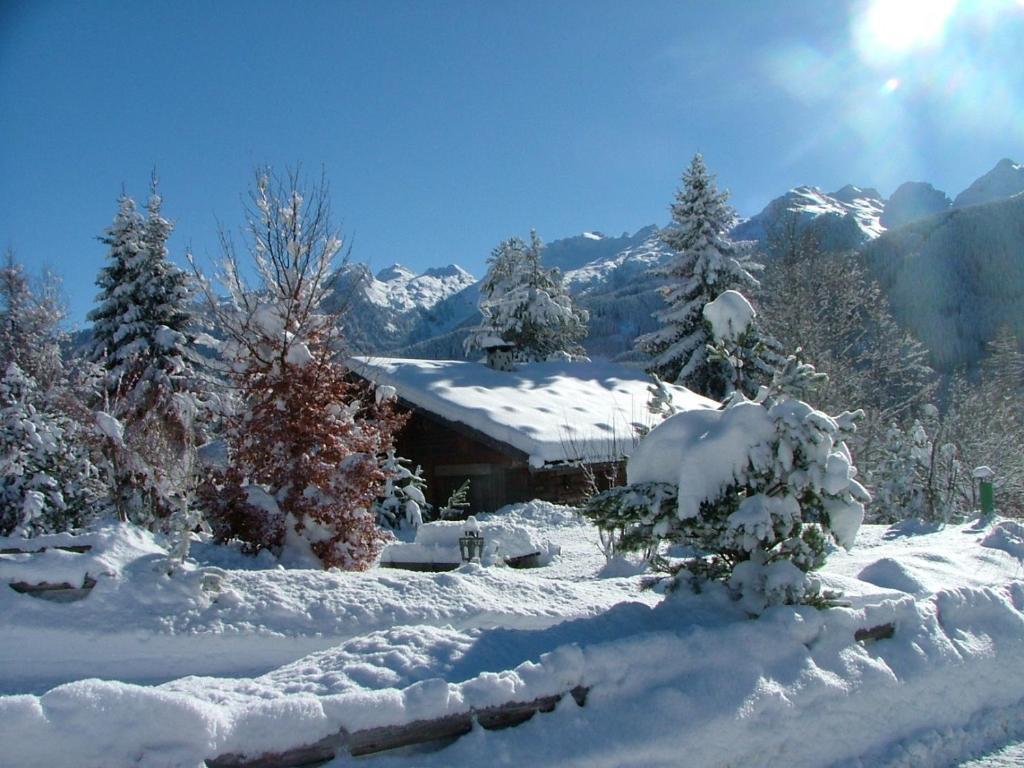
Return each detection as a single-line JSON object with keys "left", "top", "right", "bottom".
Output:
{"left": 192, "top": 170, "right": 404, "bottom": 569}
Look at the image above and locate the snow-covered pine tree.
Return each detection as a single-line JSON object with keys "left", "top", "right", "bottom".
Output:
{"left": 635, "top": 154, "right": 760, "bottom": 397}
{"left": 762, "top": 348, "right": 828, "bottom": 406}
{"left": 191, "top": 170, "right": 406, "bottom": 569}
{"left": 703, "top": 289, "right": 782, "bottom": 401}
{"left": 584, "top": 395, "right": 869, "bottom": 613}
{"left": 0, "top": 250, "right": 65, "bottom": 389}
{"left": 374, "top": 448, "right": 428, "bottom": 530}
{"left": 867, "top": 421, "right": 931, "bottom": 523}
{"left": 0, "top": 363, "right": 100, "bottom": 536}
{"left": 87, "top": 184, "right": 200, "bottom": 529}
{"left": 464, "top": 231, "right": 588, "bottom": 363}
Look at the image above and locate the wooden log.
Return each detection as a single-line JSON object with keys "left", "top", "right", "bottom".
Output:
{"left": 379, "top": 561, "right": 460, "bottom": 573}
{"left": 854, "top": 622, "right": 896, "bottom": 643}
{"left": 206, "top": 685, "right": 589, "bottom": 768}
{"left": 8, "top": 575, "right": 97, "bottom": 603}
{"left": 504, "top": 551, "right": 542, "bottom": 569}
{"left": 0, "top": 544, "right": 92, "bottom": 555}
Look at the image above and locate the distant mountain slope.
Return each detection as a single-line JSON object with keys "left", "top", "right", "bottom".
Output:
{"left": 953, "top": 158, "right": 1024, "bottom": 208}
{"left": 563, "top": 228, "right": 670, "bottom": 295}
{"left": 731, "top": 185, "right": 884, "bottom": 251}
{"left": 323, "top": 261, "right": 475, "bottom": 354}
{"left": 880, "top": 182, "right": 951, "bottom": 229}
{"left": 540, "top": 226, "right": 659, "bottom": 273}
{"left": 332, "top": 157, "right": 1024, "bottom": 370}
{"left": 862, "top": 194, "right": 1024, "bottom": 370}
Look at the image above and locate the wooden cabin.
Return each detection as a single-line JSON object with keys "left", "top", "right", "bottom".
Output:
{"left": 351, "top": 356, "right": 717, "bottom": 515}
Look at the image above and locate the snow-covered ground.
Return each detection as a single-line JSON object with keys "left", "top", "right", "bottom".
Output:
{"left": 2, "top": 505, "right": 1024, "bottom": 767}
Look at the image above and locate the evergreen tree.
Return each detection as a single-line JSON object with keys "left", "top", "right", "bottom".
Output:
{"left": 192, "top": 170, "right": 406, "bottom": 569}
{"left": 635, "top": 154, "right": 760, "bottom": 396}
{"left": 584, "top": 396, "right": 868, "bottom": 613}
{"left": 0, "top": 363, "right": 100, "bottom": 536}
{"left": 87, "top": 184, "right": 200, "bottom": 528}
{"left": 0, "top": 250, "right": 65, "bottom": 390}
{"left": 702, "top": 289, "right": 782, "bottom": 401}
{"left": 465, "top": 231, "right": 589, "bottom": 362}
{"left": 867, "top": 421, "right": 931, "bottom": 523}
{"left": 89, "top": 184, "right": 196, "bottom": 407}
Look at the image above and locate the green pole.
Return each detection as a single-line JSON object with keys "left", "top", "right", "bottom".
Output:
{"left": 979, "top": 481, "right": 994, "bottom": 517}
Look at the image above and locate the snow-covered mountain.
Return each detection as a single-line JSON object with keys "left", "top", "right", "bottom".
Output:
{"left": 324, "top": 262, "right": 475, "bottom": 353}
{"left": 540, "top": 226, "right": 659, "bottom": 273}
{"left": 731, "top": 185, "right": 885, "bottom": 251}
{"left": 562, "top": 227, "right": 669, "bottom": 295}
{"left": 953, "top": 158, "right": 1024, "bottom": 208}
{"left": 326, "top": 157, "right": 1024, "bottom": 370}
{"left": 363, "top": 263, "right": 475, "bottom": 313}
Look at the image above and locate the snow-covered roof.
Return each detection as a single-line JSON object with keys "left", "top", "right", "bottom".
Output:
{"left": 350, "top": 357, "right": 719, "bottom": 468}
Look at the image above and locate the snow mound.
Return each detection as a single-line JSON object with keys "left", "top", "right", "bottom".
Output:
{"left": 0, "top": 523, "right": 168, "bottom": 588}
{"left": 627, "top": 401, "right": 776, "bottom": 520}
{"left": 382, "top": 512, "right": 560, "bottom": 566}
{"left": 982, "top": 520, "right": 1024, "bottom": 561}
{"left": 857, "top": 557, "right": 928, "bottom": 595}
{"left": 703, "top": 289, "right": 756, "bottom": 342}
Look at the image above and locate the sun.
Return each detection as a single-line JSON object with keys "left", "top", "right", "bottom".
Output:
{"left": 855, "top": 0, "right": 957, "bottom": 61}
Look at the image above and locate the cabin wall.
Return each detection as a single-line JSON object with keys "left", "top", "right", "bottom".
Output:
{"left": 394, "top": 410, "right": 624, "bottom": 514}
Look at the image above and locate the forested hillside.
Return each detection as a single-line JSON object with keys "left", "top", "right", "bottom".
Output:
{"left": 862, "top": 194, "right": 1024, "bottom": 371}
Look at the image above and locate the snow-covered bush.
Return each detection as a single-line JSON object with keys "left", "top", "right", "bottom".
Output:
{"left": 583, "top": 481, "right": 677, "bottom": 562}
{"left": 0, "top": 364, "right": 100, "bottom": 536}
{"left": 438, "top": 479, "right": 471, "bottom": 520}
{"left": 374, "top": 448, "right": 428, "bottom": 530}
{"left": 868, "top": 411, "right": 970, "bottom": 525}
{"left": 465, "top": 230, "right": 589, "bottom": 363}
{"left": 191, "top": 171, "right": 405, "bottom": 569}
{"left": 868, "top": 421, "right": 931, "bottom": 524}
{"left": 635, "top": 154, "right": 761, "bottom": 397}
{"left": 585, "top": 396, "right": 869, "bottom": 613}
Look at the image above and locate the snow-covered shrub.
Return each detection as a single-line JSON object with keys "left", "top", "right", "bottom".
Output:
{"left": 374, "top": 448, "right": 428, "bottom": 530}
{"left": 464, "top": 230, "right": 589, "bottom": 363}
{"left": 868, "top": 421, "right": 930, "bottom": 524}
{"left": 191, "top": 171, "right": 406, "bottom": 569}
{"left": 438, "top": 479, "right": 471, "bottom": 520}
{"left": 586, "top": 396, "right": 869, "bottom": 613}
{"left": 868, "top": 414, "right": 969, "bottom": 525}
{"left": 635, "top": 154, "right": 761, "bottom": 397}
{"left": 583, "top": 481, "right": 677, "bottom": 562}
{"left": 0, "top": 364, "right": 100, "bottom": 536}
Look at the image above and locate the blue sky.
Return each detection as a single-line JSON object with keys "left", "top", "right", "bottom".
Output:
{"left": 1, "top": 0, "right": 1022, "bottom": 324}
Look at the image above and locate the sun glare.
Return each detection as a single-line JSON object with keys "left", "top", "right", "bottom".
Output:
{"left": 855, "top": 0, "right": 957, "bottom": 62}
